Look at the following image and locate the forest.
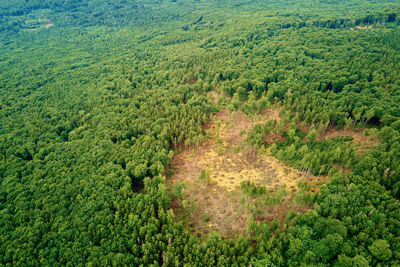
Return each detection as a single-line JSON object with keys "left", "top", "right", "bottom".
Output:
{"left": 1, "top": 0, "right": 400, "bottom": 266}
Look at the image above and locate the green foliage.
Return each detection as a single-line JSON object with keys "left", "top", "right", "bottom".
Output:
{"left": 264, "top": 188, "right": 288, "bottom": 206}
{"left": 181, "top": 197, "right": 196, "bottom": 217}
{"left": 198, "top": 168, "right": 212, "bottom": 186}
{"left": 1, "top": 0, "right": 400, "bottom": 266}
{"left": 378, "top": 126, "right": 399, "bottom": 143}
{"left": 171, "top": 182, "right": 185, "bottom": 201}
{"left": 234, "top": 145, "right": 241, "bottom": 154}
{"left": 294, "top": 182, "right": 317, "bottom": 206}
{"left": 240, "top": 180, "right": 266, "bottom": 197}
{"left": 369, "top": 239, "right": 392, "bottom": 262}
{"left": 271, "top": 132, "right": 356, "bottom": 175}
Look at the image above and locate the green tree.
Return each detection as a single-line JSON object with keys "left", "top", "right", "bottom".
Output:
{"left": 369, "top": 239, "right": 392, "bottom": 262}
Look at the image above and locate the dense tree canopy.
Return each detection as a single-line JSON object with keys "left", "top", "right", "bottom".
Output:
{"left": 1, "top": 0, "right": 400, "bottom": 265}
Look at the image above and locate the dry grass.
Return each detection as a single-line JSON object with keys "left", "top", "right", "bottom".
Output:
{"left": 263, "top": 106, "right": 282, "bottom": 125}
{"left": 350, "top": 25, "right": 374, "bottom": 31}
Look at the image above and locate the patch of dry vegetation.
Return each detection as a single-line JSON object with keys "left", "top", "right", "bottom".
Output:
{"left": 350, "top": 25, "right": 374, "bottom": 31}
{"left": 167, "top": 102, "right": 322, "bottom": 237}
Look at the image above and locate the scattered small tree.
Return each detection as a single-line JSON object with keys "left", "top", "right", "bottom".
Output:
{"left": 198, "top": 168, "right": 212, "bottom": 186}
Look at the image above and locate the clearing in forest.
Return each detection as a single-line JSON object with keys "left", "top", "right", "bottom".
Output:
{"left": 167, "top": 106, "right": 325, "bottom": 238}
{"left": 317, "top": 126, "right": 378, "bottom": 156}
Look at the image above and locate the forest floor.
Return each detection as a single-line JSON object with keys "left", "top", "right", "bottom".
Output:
{"left": 167, "top": 102, "right": 326, "bottom": 238}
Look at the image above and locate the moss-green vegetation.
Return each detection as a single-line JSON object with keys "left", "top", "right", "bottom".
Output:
{"left": 198, "top": 168, "right": 212, "bottom": 186}
{"left": 240, "top": 180, "right": 267, "bottom": 197}
{"left": 1, "top": 0, "right": 400, "bottom": 266}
